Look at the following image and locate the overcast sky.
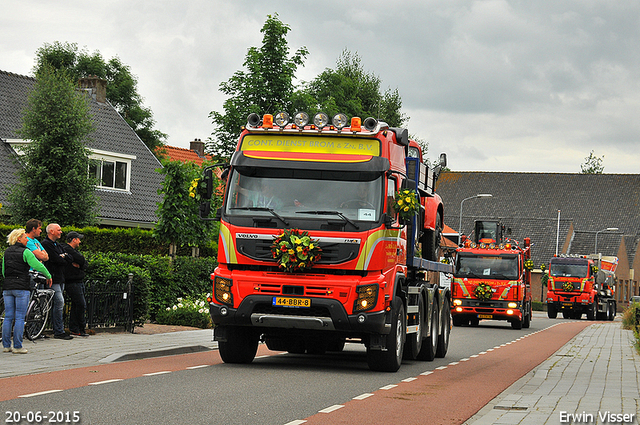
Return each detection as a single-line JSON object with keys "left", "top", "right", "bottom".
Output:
{"left": 2, "top": 1, "right": 639, "bottom": 173}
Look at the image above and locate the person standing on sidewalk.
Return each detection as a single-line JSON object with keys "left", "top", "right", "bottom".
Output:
{"left": 2, "top": 228, "right": 52, "bottom": 354}
{"left": 25, "top": 219, "right": 49, "bottom": 263}
{"left": 42, "top": 223, "right": 73, "bottom": 340}
{"left": 63, "top": 231, "right": 89, "bottom": 337}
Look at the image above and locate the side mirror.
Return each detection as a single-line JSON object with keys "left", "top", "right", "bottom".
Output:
{"left": 200, "top": 168, "right": 214, "bottom": 200}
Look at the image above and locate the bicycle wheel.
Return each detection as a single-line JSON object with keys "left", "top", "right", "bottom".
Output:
{"left": 24, "top": 296, "right": 49, "bottom": 341}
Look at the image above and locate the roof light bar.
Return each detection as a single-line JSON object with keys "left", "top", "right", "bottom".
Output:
{"left": 332, "top": 113, "right": 348, "bottom": 130}
{"left": 274, "top": 112, "right": 289, "bottom": 128}
{"left": 313, "top": 112, "right": 329, "bottom": 129}
{"left": 294, "top": 112, "right": 309, "bottom": 128}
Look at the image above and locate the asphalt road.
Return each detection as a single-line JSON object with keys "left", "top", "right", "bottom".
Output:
{"left": 0, "top": 316, "right": 588, "bottom": 425}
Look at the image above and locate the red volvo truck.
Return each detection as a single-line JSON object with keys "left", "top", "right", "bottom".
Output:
{"left": 451, "top": 220, "right": 533, "bottom": 330}
{"left": 199, "top": 111, "right": 453, "bottom": 372}
{"left": 546, "top": 254, "right": 617, "bottom": 320}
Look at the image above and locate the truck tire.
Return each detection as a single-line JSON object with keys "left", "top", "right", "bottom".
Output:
{"left": 607, "top": 301, "right": 616, "bottom": 321}
{"left": 511, "top": 317, "right": 522, "bottom": 330}
{"left": 586, "top": 301, "right": 596, "bottom": 320}
{"left": 404, "top": 292, "right": 425, "bottom": 360}
{"left": 547, "top": 303, "right": 557, "bottom": 319}
{"left": 435, "top": 297, "right": 450, "bottom": 358}
{"left": 416, "top": 299, "right": 439, "bottom": 361}
{"left": 218, "top": 326, "right": 259, "bottom": 364}
{"left": 522, "top": 302, "right": 531, "bottom": 329}
{"left": 367, "top": 298, "right": 405, "bottom": 372}
{"left": 423, "top": 213, "right": 442, "bottom": 261}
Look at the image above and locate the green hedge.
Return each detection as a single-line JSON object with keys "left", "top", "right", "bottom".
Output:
{"left": 0, "top": 223, "right": 218, "bottom": 257}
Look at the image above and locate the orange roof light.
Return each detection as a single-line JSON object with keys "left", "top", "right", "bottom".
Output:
{"left": 262, "top": 114, "right": 273, "bottom": 129}
{"left": 351, "top": 117, "right": 362, "bottom": 132}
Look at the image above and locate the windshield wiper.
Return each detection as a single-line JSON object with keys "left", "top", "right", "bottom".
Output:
{"left": 230, "top": 207, "right": 289, "bottom": 226}
{"left": 296, "top": 210, "right": 359, "bottom": 229}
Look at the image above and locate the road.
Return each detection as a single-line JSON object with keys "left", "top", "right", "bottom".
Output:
{"left": 0, "top": 316, "right": 589, "bottom": 425}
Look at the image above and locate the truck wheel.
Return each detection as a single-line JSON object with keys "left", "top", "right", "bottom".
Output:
{"left": 607, "top": 301, "right": 616, "bottom": 321}
{"left": 367, "top": 298, "right": 405, "bottom": 372}
{"left": 417, "top": 299, "right": 439, "bottom": 361}
{"left": 522, "top": 302, "right": 531, "bottom": 329}
{"left": 423, "top": 213, "right": 442, "bottom": 261}
{"left": 435, "top": 297, "right": 450, "bottom": 358}
{"left": 511, "top": 318, "right": 522, "bottom": 330}
{"left": 586, "top": 301, "right": 596, "bottom": 320}
{"left": 547, "top": 303, "right": 557, "bottom": 319}
{"left": 218, "top": 326, "right": 259, "bottom": 364}
{"left": 404, "top": 292, "right": 425, "bottom": 360}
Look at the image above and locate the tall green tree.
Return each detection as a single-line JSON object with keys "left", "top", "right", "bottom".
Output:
{"left": 35, "top": 41, "right": 167, "bottom": 152}
{"left": 208, "top": 14, "right": 309, "bottom": 159}
{"left": 295, "top": 50, "right": 407, "bottom": 127}
{"left": 580, "top": 150, "right": 605, "bottom": 174}
{"left": 7, "top": 64, "right": 98, "bottom": 226}
{"left": 154, "top": 160, "right": 218, "bottom": 256}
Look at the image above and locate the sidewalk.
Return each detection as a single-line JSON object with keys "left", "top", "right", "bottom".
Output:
{"left": 464, "top": 320, "right": 639, "bottom": 424}
{"left": 0, "top": 325, "right": 217, "bottom": 379}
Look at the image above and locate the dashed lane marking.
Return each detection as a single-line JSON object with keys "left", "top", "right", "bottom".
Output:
{"left": 19, "top": 390, "right": 62, "bottom": 398}
{"left": 318, "top": 405, "right": 344, "bottom": 413}
{"left": 88, "top": 379, "right": 123, "bottom": 385}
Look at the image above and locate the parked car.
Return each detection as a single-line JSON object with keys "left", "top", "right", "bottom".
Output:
{"left": 630, "top": 295, "right": 640, "bottom": 304}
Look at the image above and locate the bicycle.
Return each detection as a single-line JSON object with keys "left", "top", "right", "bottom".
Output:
{"left": 23, "top": 271, "right": 55, "bottom": 341}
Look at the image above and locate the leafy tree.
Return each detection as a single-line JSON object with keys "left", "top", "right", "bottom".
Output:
{"left": 154, "top": 160, "right": 218, "bottom": 256}
{"left": 580, "top": 150, "right": 604, "bottom": 174}
{"left": 35, "top": 41, "right": 166, "bottom": 152}
{"left": 208, "top": 14, "right": 309, "bottom": 159}
{"left": 7, "top": 64, "right": 98, "bottom": 226}
{"left": 295, "top": 50, "right": 407, "bottom": 127}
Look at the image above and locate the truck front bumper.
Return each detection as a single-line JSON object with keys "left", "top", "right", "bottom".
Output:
{"left": 210, "top": 295, "right": 389, "bottom": 335}
{"left": 451, "top": 299, "right": 523, "bottom": 321}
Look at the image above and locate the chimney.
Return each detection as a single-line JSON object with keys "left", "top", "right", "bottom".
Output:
{"left": 78, "top": 76, "right": 107, "bottom": 103}
{"left": 190, "top": 139, "right": 205, "bottom": 158}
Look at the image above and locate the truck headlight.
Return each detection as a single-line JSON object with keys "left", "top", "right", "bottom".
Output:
{"left": 354, "top": 284, "right": 378, "bottom": 312}
{"left": 214, "top": 276, "right": 233, "bottom": 306}
{"left": 508, "top": 302, "right": 518, "bottom": 308}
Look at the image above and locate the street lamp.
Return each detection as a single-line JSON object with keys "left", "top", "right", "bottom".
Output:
{"left": 594, "top": 227, "right": 619, "bottom": 254}
{"left": 458, "top": 194, "right": 493, "bottom": 245}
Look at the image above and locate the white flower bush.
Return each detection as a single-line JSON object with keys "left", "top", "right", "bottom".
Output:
{"left": 157, "top": 293, "right": 212, "bottom": 328}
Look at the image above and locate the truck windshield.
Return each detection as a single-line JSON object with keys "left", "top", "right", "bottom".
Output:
{"left": 455, "top": 254, "right": 519, "bottom": 279}
{"left": 225, "top": 169, "right": 383, "bottom": 222}
{"left": 549, "top": 262, "right": 588, "bottom": 278}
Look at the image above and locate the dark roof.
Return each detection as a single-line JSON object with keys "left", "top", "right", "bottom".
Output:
{"left": 435, "top": 171, "right": 640, "bottom": 267}
{"left": 0, "top": 69, "right": 163, "bottom": 227}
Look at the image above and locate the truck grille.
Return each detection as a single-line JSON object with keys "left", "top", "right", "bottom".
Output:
{"left": 252, "top": 303, "right": 331, "bottom": 317}
{"left": 236, "top": 238, "right": 359, "bottom": 265}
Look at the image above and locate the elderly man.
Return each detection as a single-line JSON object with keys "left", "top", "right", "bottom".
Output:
{"left": 42, "top": 223, "right": 73, "bottom": 340}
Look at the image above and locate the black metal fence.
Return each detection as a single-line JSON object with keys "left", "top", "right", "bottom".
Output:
{"left": 64, "top": 273, "right": 135, "bottom": 333}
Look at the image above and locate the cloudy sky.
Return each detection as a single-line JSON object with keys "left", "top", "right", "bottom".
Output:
{"left": 2, "top": 1, "right": 639, "bottom": 173}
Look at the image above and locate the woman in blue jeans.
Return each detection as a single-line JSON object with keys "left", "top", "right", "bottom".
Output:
{"left": 2, "top": 228, "right": 52, "bottom": 354}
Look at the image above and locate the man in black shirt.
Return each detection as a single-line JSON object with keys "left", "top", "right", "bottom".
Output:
{"left": 63, "top": 231, "right": 88, "bottom": 337}
{"left": 42, "top": 223, "right": 73, "bottom": 340}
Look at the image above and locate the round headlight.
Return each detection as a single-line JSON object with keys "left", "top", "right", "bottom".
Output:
{"left": 332, "top": 113, "right": 348, "bottom": 129}
{"left": 294, "top": 112, "right": 309, "bottom": 127}
{"left": 274, "top": 111, "right": 289, "bottom": 128}
{"left": 313, "top": 112, "right": 329, "bottom": 128}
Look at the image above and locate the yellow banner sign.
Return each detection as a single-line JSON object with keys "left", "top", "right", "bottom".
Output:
{"left": 240, "top": 134, "right": 380, "bottom": 156}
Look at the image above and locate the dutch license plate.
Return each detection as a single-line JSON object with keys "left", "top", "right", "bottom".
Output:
{"left": 478, "top": 314, "right": 493, "bottom": 319}
{"left": 272, "top": 297, "right": 311, "bottom": 308}
{"left": 563, "top": 303, "right": 573, "bottom": 307}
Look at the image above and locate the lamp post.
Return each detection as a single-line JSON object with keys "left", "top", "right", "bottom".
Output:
{"left": 458, "top": 194, "right": 493, "bottom": 245}
{"left": 594, "top": 227, "right": 619, "bottom": 254}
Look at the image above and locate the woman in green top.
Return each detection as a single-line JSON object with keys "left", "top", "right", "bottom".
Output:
{"left": 2, "top": 228, "right": 52, "bottom": 354}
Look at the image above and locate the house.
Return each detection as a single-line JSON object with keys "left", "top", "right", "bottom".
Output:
{"left": 0, "top": 70, "right": 163, "bottom": 229}
{"left": 156, "top": 140, "right": 212, "bottom": 166}
{"left": 435, "top": 171, "right": 640, "bottom": 308}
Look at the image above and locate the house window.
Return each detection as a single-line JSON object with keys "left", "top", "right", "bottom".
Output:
{"left": 89, "top": 150, "right": 136, "bottom": 191}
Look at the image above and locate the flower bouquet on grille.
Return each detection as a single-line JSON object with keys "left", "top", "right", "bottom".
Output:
{"left": 474, "top": 282, "right": 493, "bottom": 301}
{"left": 271, "top": 229, "right": 322, "bottom": 272}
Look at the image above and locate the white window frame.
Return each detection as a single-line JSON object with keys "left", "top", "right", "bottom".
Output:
{"left": 89, "top": 149, "right": 136, "bottom": 192}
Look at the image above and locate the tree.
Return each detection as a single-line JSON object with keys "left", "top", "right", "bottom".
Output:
{"left": 154, "top": 160, "right": 218, "bottom": 257}
{"left": 35, "top": 41, "right": 166, "bottom": 152}
{"left": 295, "top": 50, "right": 407, "bottom": 127}
{"left": 7, "top": 64, "right": 98, "bottom": 226}
{"left": 208, "top": 14, "right": 309, "bottom": 159}
{"left": 580, "top": 150, "right": 605, "bottom": 174}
